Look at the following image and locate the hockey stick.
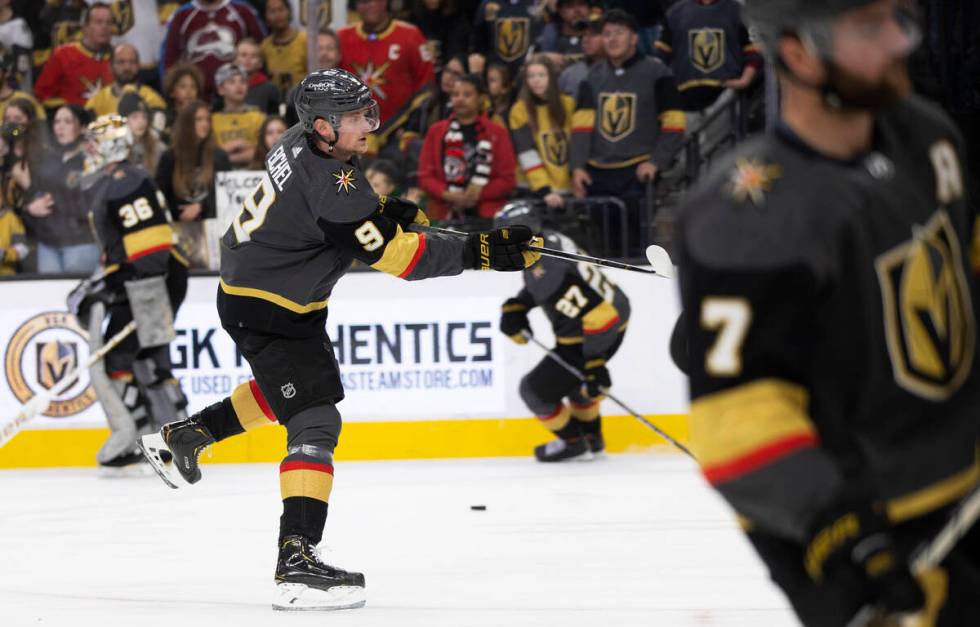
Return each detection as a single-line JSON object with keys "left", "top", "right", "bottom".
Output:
{"left": 521, "top": 331, "right": 694, "bottom": 458}
{"left": 846, "top": 482, "right": 980, "bottom": 627}
{"left": 407, "top": 223, "right": 675, "bottom": 278}
{"left": 0, "top": 320, "right": 137, "bottom": 449}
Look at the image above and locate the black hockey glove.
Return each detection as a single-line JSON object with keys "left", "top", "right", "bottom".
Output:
{"left": 379, "top": 195, "right": 429, "bottom": 228}
{"left": 465, "top": 226, "right": 542, "bottom": 271}
{"left": 499, "top": 298, "right": 531, "bottom": 344}
{"left": 66, "top": 276, "right": 119, "bottom": 328}
{"left": 583, "top": 360, "right": 611, "bottom": 398}
{"left": 804, "top": 498, "right": 924, "bottom": 617}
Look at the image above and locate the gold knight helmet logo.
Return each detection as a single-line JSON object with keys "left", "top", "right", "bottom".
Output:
{"left": 496, "top": 18, "right": 530, "bottom": 62}
{"left": 598, "top": 92, "right": 636, "bottom": 142}
{"left": 876, "top": 210, "right": 975, "bottom": 401}
{"left": 541, "top": 130, "right": 569, "bottom": 166}
{"left": 4, "top": 312, "right": 97, "bottom": 417}
{"left": 690, "top": 28, "right": 725, "bottom": 74}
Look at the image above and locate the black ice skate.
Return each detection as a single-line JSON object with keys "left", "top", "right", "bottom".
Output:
{"left": 273, "top": 535, "right": 366, "bottom": 611}
{"left": 138, "top": 418, "right": 213, "bottom": 489}
{"left": 534, "top": 435, "right": 592, "bottom": 462}
{"left": 582, "top": 418, "right": 605, "bottom": 456}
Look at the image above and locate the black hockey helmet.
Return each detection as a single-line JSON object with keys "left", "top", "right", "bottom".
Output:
{"left": 494, "top": 200, "right": 543, "bottom": 234}
{"left": 294, "top": 68, "right": 380, "bottom": 134}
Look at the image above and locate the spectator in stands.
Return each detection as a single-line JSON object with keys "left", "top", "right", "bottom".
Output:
{"left": 211, "top": 63, "right": 265, "bottom": 168}
{"left": 509, "top": 54, "right": 574, "bottom": 208}
{"left": 248, "top": 115, "right": 287, "bottom": 170}
{"left": 35, "top": 0, "right": 86, "bottom": 81}
{"left": 0, "top": 0, "right": 32, "bottom": 65}
{"left": 410, "top": 0, "right": 471, "bottom": 69}
{"left": 282, "top": 28, "right": 342, "bottom": 127}
{"left": 604, "top": 0, "right": 668, "bottom": 56}
{"left": 339, "top": 0, "right": 435, "bottom": 156}
{"left": 558, "top": 14, "right": 605, "bottom": 97}
{"left": 22, "top": 105, "right": 99, "bottom": 273}
{"left": 160, "top": 0, "right": 266, "bottom": 98}
{"left": 654, "top": 0, "right": 760, "bottom": 112}
{"left": 85, "top": 43, "right": 167, "bottom": 118}
{"left": 3, "top": 99, "right": 40, "bottom": 203}
{"left": 418, "top": 74, "right": 516, "bottom": 220}
{"left": 365, "top": 158, "right": 400, "bottom": 196}
{"left": 162, "top": 64, "right": 204, "bottom": 135}
{"left": 0, "top": 121, "right": 28, "bottom": 274}
{"left": 0, "top": 44, "right": 43, "bottom": 121}
{"left": 119, "top": 93, "right": 163, "bottom": 175}
{"left": 537, "top": 0, "right": 591, "bottom": 61}
{"left": 485, "top": 63, "right": 515, "bottom": 124}
{"left": 235, "top": 38, "right": 281, "bottom": 115}
{"left": 34, "top": 2, "right": 113, "bottom": 110}
{"left": 469, "top": 0, "right": 543, "bottom": 76}
{"left": 261, "top": 0, "right": 307, "bottom": 97}
{"left": 570, "top": 10, "right": 685, "bottom": 253}
{"left": 2, "top": 96, "right": 35, "bottom": 126}
{"left": 156, "top": 101, "right": 230, "bottom": 221}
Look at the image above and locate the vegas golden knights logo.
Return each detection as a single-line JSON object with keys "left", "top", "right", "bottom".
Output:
{"left": 496, "top": 18, "right": 530, "bottom": 62}
{"left": 690, "top": 28, "right": 725, "bottom": 74}
{"left": 37, "top": 341, "right": 78, "bottom": 390}
{"left": 298, "top": 0, "right": 331, "bottom": 29}
{"left": 876, "top": 210, "right": 975, "bottom": 401}
{"left": 110, "top": 0, "right": 134, "bottom": 36}
{"left": 598, "top": 92, "right": 636, "bottom": 142}
{"left": 541, "top": 130, "right": 569, "bottom": 166}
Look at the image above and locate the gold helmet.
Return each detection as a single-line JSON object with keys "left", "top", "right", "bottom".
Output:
{"left": 85, "top": 114, "right": 132, "bottom": 171}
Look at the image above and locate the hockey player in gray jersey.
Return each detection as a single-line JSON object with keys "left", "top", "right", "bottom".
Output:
{"left": 138, "top": 68, "right": 541, "bottom": 611}
{"left": 68, "top": 115, "right": 189, "bottom": 473}
{"left": 495, "top": 201, "right": 630, "bottom": 462}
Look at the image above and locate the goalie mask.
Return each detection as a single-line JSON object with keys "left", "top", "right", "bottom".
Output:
{"left": 85, "top": 114, "right": 132, "bottom": 174}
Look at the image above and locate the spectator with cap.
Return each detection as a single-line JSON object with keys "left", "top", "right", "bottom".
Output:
{"left": 558, "top": 13, "right": 606, "bottom": 97}
{"left": 155, "top": 100, "right": 230, "bottom": 221}
{"left": 21, "top": 104, "right": 99, "bottom": 273}
{"left": 536, "top": 0, "right": 592, "bottom": 62}
{"left": 570, "top": 9, "right": 685, "bottom": 254}
{"left": 85, "top": 43, "right": 167, "bottom": 119}
{"left": 417, "top": 73, "right": 516, "bottom": 220}
{"left": 260, "top": 0, "right": 307, "bottom": 97}
{"left": 235, "top": 38, "right": 281, "bottom": 115}
{"left": 159, "top": 0, "right": 266, "bottom": 99}
{"left": 33, "top": 2, "right": 113, "bottom": 110}
{"left": 118, "top": 92, "right": 164, "bottom": 174}
{"left": 211, "top": 63, "right": 265, "bottom": 168}
{"left": 0, "top": 44, "right": 43, "bottom": 121}
{"left": 655, "top": 0, "right": 761, "bottom": 112}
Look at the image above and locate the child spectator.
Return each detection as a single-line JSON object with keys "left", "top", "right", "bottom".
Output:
{"left": 211, "top": 63, "right": 266, "bottom": 168}
{"left": 162, "top": 64, "right": 205, "bottom": 138}
{"left": 156, "top": 101, "right": 231, "bottom": 221}
{"left": 418, "top": 74, "right": 516, "bottom": 220}
{"left": 486, "top": 62, "right": 514, "bottom": 125}
{"left": 235, "top": 38, "right": 281, "bottom": 115}
{"left": 365, "top": 158, "right": 401, "bottom": 197}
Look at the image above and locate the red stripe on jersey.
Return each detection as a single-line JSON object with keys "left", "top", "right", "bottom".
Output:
{"left": 525, "top": 164, "right": 544, "bottom": 173}
{"left": 540, "top": 404, "right": 564, "bottom": 421}
{"left": 661, "top": 127, "right": 685, "bottom": 134}
{"left": 109, "top": 370, "right": 132, "bottom": 379}
{"left": 128, "top": 243, "right": 172, "bottom": 261}
{"left": 249, "top": 379, "right": 277, "bottom": 422}
{"left": 702, "top": 433, "right": 818, "bottom": 485}
{"left": 280, "top": 460, "right": 335, "bottom": 475}
{"left": 398, "top": 233, "right": 427, "bottom": 278}
{"left": 572, "top": 126, "right": 593, "bottom": 133}
{"left": 584, "top": 315, "right": 620, "bottom": 335}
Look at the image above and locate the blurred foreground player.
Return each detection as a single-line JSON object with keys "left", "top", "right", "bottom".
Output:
{"left": 677, "top": 1, "right": 980, "bottom": 625}
{"left": 139, "top": 69, "right": 541, "bottom": 611}
{"left": 70, "top": 115, "right": 189, "bottom": 473}
{"left": 496, "top": 201, "right": 630, "bottom": 462}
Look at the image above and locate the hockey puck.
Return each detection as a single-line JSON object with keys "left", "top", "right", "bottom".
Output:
{"left": 470, "top": 505, "right": 487, "bottom": 511}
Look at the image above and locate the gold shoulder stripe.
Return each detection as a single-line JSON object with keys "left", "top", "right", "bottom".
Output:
{"left": 572, "top": 109, "right": 596, "bottom": 133}
{"left": 370, "top": 227, "right": 425, "bottom": 278}
{"left": 123, "top": 224, "right": 173, "bottom": 260}
{"left": 219, "top": 279, "right": 329, "bottom": 314}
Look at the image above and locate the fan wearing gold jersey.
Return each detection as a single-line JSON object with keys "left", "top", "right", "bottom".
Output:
{"left": 261, "top": 0, "right": 308, "bottom": 96}
{"left": 212, "top": 64, "right": 266, "bottom": 168}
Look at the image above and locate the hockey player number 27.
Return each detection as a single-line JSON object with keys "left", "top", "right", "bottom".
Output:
{"left": 232, "top": 173, "right": 276, "bottom": 243}
{"left": 701, "top": 297, "right": 751, "bottom": 376}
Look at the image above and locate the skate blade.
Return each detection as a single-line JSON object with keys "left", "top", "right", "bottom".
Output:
{"left": 137, "top": 433, "right": 182, "bottom": 489}
{"left": 272, "top": 582, "right": 366, "bottom": 611}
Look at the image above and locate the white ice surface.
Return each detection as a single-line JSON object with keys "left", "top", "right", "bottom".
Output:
{"left": 0, "top": 455, "right": 798, "bottom": 627}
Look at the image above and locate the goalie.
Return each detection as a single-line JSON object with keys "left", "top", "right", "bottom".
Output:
{"left": 68, "top": 115, "right": 189, "bottom": 473}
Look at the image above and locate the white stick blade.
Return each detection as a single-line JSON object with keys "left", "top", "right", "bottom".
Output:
{"left": 645, "top": 245, "right": 674, "bottom": 278}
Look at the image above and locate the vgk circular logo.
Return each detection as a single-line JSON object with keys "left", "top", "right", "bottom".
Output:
{"left": 4, "top": 312, "right": 97, "bottom": 417}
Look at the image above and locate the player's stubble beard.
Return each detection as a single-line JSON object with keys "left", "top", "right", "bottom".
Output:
{"left": 824, "top": 56, "right": 912, "bottom": 111}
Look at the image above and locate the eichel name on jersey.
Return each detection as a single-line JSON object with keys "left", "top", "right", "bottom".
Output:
{"left": 509, "top": 232, "right": 630, "bottom": 346}
{"left": 85, "top": 163, "right": 188, "bottom": 286}
{"left": 677, "top": 95, "right": 980, "bottom": 541}
{"left": 219, "top": 124, "right": 469, "bottom": 338}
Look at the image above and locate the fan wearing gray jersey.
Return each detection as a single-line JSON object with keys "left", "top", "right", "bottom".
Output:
{"left": 139, "top": 68, "right": 542, "bottom": 611}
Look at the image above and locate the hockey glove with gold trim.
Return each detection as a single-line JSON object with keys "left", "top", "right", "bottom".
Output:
{"left": 500, "top": 298, "right": 531, "bottom": 344}
{"left": 466, "top": 226, "right": 541, "bottom": 271}
{"left": 583, "top": 359, "right": 610, "bottom": 398}
{"left": 379, "top": 195, "right": 429, "bottom": 228}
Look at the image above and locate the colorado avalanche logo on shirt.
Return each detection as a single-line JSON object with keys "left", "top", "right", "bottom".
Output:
{"left": 333, "top": 168, "right": 357, "bottom": 194}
